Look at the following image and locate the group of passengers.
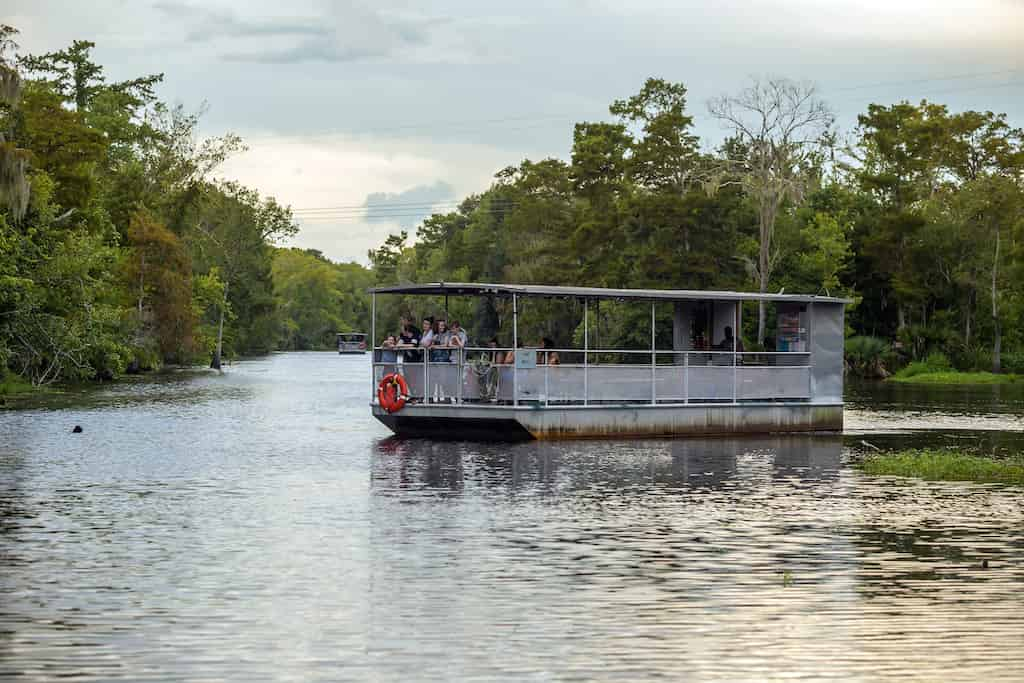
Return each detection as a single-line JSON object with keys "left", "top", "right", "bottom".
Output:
{"left": 378, "top": 318, "right": 561, "bottom": 365}
{"left": 379, "top": 316, "right": 468, "bottom": 363}
{"left": 484, "top": 337, "right": 560, "bottom": 365}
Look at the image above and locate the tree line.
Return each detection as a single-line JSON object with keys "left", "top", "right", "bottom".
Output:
{"left": 0, "top": 27, "right": 377, "bottom": 387}
{"left": 2, "top": 25, "right": 1021, "bottom": 385}
{"left": 370, "top": 78, "right": 1023, "bottom": 375}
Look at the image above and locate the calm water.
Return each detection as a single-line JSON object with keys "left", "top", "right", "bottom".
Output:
{"left": 2, "top": 353, "right": 1023, "bottom": 681}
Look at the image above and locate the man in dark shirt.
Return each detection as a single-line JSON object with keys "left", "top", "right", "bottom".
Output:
{"left": 397, "top": 324, "right": 422, "bottom": 362}
{"left": 716, "top": 326, "right": 744, "bottom": 353}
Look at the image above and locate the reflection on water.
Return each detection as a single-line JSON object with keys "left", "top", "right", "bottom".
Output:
{"left": 845, "top": 378, "right": 1024, "bottom": 434}
{"left": 370, "top": 435, "right": 843, "bottom": 495}
{"left": 1, "top": 353, "right": 1023, "bottom": 681}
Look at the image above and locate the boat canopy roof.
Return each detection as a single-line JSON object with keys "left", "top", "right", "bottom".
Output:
{"left": 368, "top": 282, "right": 850, "bottom": 305}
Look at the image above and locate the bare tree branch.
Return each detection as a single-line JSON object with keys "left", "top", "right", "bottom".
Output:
{"left": 708, "top": 76, "right": 834, "bottom": 344}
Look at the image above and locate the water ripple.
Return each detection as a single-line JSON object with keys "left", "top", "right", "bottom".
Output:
{"left": 1, "top": 353, "right": 1022, "bottom": 681}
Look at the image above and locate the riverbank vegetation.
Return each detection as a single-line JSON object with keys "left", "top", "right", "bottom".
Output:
{"left": 0, "top": 27, "right": 306, "bottom": 385}
{"left": 858, "top": 448, "right": 1024, "bottom": 485}
{"left": 887, "top": 352, "right": 1020, "bottom": 384}
{"left": 890, "top": 371, "right": 1019, "bottom": 385}
{"left": 0, "top": 369, "right": 33, "bottom": 396}
{"left": 273, "top": 248, "right": 373, "bottom": 351}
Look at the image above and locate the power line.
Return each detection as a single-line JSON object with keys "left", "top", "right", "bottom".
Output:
{"left": 275, "top": 70, "right": 1022, "bottom": 224}
{"left": 834, "top": 77, "right": 1024, "bottom": 103}
{"left": 291, "top": 198, "right": 518, "bottom": 214}
{"left": 235, "top": 118, "right": 575, "bottom": 148}
{"left": 238, "top": 114, "right": 572, "bottom": 143}
{"left": 294, "top": 205, "right": 522, "bottom": 222}
{"left": 230, "top": 69, "right": 1023, "bottom": 150}
{"left": 829, "top": 68, "right": 1022, "bottom": 92}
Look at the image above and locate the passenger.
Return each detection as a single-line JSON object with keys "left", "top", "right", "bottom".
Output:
{"left": 538, "top": 337, "right": 560, "bottom": 365}
{"left": 450, "top": 321, "right": 468, "bottom": 349}
{"left": 418, "top": 317, "right": 435, "bottom": 361}
{"left": 397, "top": 322, "right": 421, "bottom": 362}
{"left": 716, "top": 326, "right": 744, "bottom": 353}
{"left": 486, "top": 337, "right": 503, "bottom": 364}
{"left": 379, "top": 334, "right": 398, "bottom": 363}
{"left": 478, "top": 338, "right": 502, "bottom": 401}
{"left": 503, "top": 342, "right": 515, "bottom": 366}
{"left": 431, "top": 319, "right": 451, "bottom": 363}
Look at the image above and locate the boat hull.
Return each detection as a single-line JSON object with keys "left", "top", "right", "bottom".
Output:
{"left": 372, "top": 402, "right": 843, "bottom": 441}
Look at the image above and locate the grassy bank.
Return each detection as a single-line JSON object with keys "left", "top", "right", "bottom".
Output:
{"left": 888, "top": 370, "right": 1020, "bottom": 384}
{"left": 887, "top": 353, "right": 1019, "bottom": 384}
{"left": 0, "top": 372, "right": 35, "bottom": 398}
{"left": 858, "top": 448, "right": 1024, "bottom": 485}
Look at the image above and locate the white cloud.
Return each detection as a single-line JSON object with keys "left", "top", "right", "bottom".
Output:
{"left": 216, "top": 133, "right": 521, "bottom": 263}
{"left": 9, "top": 0, "right": 1024, "bottom": 265}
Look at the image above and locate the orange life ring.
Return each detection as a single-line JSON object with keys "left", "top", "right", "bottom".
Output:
{"left": 377, "top": 373, "right": 409, "bottom": 413}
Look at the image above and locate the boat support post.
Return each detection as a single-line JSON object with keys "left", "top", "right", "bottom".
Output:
{"left": 512, "top": 292, "right": 518, "bottom": 407}
{"left": 733, "top": 300, "right": 738, "bottom": 404}
{"left": 650, "top": 301, "right": 656, "bottom": 405}
{"left": 583, "top": 299, "right": 588, "bottom": 406}
{"left": 370, "top": 291, "right": 376, "bottom": 402}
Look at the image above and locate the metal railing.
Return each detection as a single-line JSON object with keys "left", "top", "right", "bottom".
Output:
{"left": 371, "top": 347, "right": 813, "bottom": 407}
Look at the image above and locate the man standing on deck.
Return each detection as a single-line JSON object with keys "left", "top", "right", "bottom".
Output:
{"left": 717, "top": 326, "right": 744, "bottom": 353}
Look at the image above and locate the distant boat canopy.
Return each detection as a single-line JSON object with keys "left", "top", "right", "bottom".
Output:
{"left": 337, "top": 332, "right": 367, "bottom": 354}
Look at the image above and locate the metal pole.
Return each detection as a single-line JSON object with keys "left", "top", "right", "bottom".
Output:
{"left": 512, "top": 293, "right": 518, "bottom": 407}
{"left": 544, "top": 360, "right": 549, "bottom": 406}
{"left": 733, "top": 302, "right": 738, "bottom": 404}
{"left": 683, "top": 351, "right": 688, "bottom": 404}
{"left": 370, "top": 292, "right": 376, "bottom": 402}
{"left": 583, "top": 299, "right": 589, "bottom": 406}
{"left": 457, "top": 342, "right": 463, "bottom": 405}
{"left": 651, "top": 302, "right": 656, "bottom": 405}
{"left": 807, "top": 302, "right": 814, "bottom": 400}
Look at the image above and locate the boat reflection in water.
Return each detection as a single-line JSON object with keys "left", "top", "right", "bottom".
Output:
{"left": 370, "top": 434, "right": 843, "bottom": 495}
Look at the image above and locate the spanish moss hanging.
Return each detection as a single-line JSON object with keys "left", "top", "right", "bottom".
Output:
{"left": 0, "top": 140, "right": 30, "bottom": 221}
{"left": 0, "top": 64, "right": 19, "bottom": 106}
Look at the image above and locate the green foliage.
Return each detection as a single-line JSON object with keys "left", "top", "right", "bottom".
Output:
{"left": 1001, "top": 352, "right": 1024, "bottom": 374}
{"left": 891, "top": 352, "right": 952, "bottom": 380}
{"left": 0, "top": 28, "right": 309, "bottom": 383}
{"left": 889, "top": 371, "right": 1018, "bottom": 385}
{"left": 191, "top": 269, "right": 230, "bottom": 360}
{"left": 845, "top": 335, "right": 892, "bottom": 377}
{"left": 858, "top": 449, "right": 1024, "bottom": 485}
{"left": 0, "top": 367, "right": 33, "bottom": 396}
{"left": 273, "top": 248, "right": 373, "bottom": 350}
{"left": 888, "top": 350, "right": 1021, "bottom": 383}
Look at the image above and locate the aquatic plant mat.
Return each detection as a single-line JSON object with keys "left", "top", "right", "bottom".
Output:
{"left": 858, "top": 448, "right": 1024, "bottom": 485}
{"left": 888, "top": 371, "right": 1020, "bottom": 385}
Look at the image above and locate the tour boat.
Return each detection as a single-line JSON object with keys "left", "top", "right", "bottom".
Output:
{"left": 369, "top": 283, "right": 848, "bottom": 440}
{"left": 337, "top": 332, "right": 368, "bottom": 354}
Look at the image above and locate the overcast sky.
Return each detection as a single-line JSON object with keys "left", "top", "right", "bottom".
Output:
{"left": 9, "top": 0, "right": 1024, "bottom": 263}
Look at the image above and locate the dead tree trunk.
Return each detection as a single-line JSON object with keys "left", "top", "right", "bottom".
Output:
{"left": 991, "top": 228, "right": 1001, "bottom": 374}
{"left": 211, "top": 281, "right": 228, "bottom": 371}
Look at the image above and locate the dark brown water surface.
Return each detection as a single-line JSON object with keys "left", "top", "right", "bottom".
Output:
{"left": 1, "top": 353, "right": 1022, "bottom": 681}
